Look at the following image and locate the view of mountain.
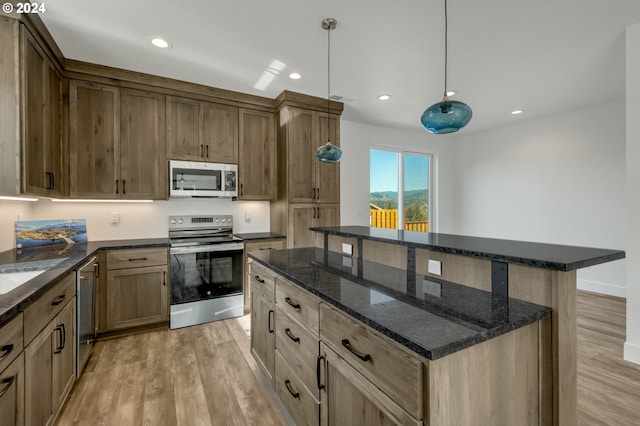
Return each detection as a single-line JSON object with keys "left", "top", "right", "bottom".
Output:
{"left": 370, "top": 189, "right": 429, "bottom": 222}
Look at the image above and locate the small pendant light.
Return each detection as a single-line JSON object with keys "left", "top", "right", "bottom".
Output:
{"left": 421, "top": 0, "right": 472, "bottom": 134}
{"left": 315, "top": 18, "right": 343, "bottom": 163}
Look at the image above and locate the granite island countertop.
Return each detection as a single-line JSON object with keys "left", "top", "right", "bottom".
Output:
{"left": 0, "top": 238, "right": 169, "bottom": 325}
{"left": 248, "top": 247, "right": 551, "bottom": 360}
{"left": 311, "top": 226, "right": 625, "bottom": 271}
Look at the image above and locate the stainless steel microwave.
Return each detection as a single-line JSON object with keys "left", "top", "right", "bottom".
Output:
{"left": 169, "top": 160, "right": 237, "bottom": 198}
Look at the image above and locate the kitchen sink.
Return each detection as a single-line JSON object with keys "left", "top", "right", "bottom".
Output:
{"left": 0, "top": 258, "right": 68, "bottom": 294}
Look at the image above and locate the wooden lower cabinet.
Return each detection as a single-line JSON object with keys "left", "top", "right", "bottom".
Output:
{"left": 275, "top": 351, "right": 319, "bottom": 426}
{"left": 319, "top": 342, "right": 421, "bottom": 426}
{"left": 243, "top": 238, "right": 285, "bottom": 312}
{"left": 288, "top": 204, "right": 339, "bottom": 248}
{"left": 0, "top": 352, "right": 25, "bottom": 426}
{"left": 250, "top": 284, "right": 275, "bottom": 383}
{"left": 106, "top": 265, "right": 168, "bottom": 331}
{"left": 25, "top": 297, "right": 76, "bottom": 426}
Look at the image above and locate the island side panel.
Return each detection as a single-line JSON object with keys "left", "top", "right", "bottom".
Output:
{"left": 427, "top": 321, "right": 540, "bottom": 426}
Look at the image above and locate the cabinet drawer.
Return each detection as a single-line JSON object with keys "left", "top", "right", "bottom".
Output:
{"left": 0, "top": 351, "right": 24, "bottom": 426}
{"left": 275, "top": 277, "right": 319, "bottom": 335}
{"left": 275, "top": 351, "right": 319, "bottom": 426}
{"left": 319, "top": 303, "right": 424, "bottom": 419}
{"left": 0, "top": 313, "right": 23, "bottom": 373}
{"left": 250, "top": 262, "right": 276, "bottom": 298}
{"left": 24, "top": 273, "right": 75, "bottom": 345}
{"left": 275, "top": 307, "right": 320, "bottom": 399}
{"left": 245, "top": 239, "right": 285, "bottom": 252}
{"left": 106, "top": 248, "right": 167, "bottom": 270}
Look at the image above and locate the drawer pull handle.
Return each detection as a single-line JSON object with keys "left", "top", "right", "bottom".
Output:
{"left": 128, "top": 257, "right": 148, "bottom": 262}
{"left": 317, "top": 355, "right": 325, "bottom": 390}
{"left": 51, "top": 294, "right": 66, "bottom": 306}
{"left": 284, "top": 297, "right": 301, "bottom": 311}
{"left": 284, "top": 379, "right": 300, "bottom": 399}
{"left": 255, "top": 276, "right": 265, "bottom": 284}
{"left": 0, "top": 344, "right": 13, "bottom": 360}
{"left": 342, "top": 339, "right": 371, "bottom": 362}
{"left": 268, "top": 310, "right": 274, "bottom": 333}
{"left": 53, "top": 325, "right": 63, "bottom": 354}
{"left": 284, "top": 328, "right": 300, "bottom": 343}
{"left": 0, "top": 376, "right": 15, "bottom": 399}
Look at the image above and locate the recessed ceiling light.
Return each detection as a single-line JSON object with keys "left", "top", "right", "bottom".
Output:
{"left": 289, "top": 72, "right": 302, "bottom": 80}
{"left": 151, "top": 38, "right": 171, "bottom": 48}
{"left": 445, "top": 90, "right": 456, "bottom": 96}
{"left": 377, "top": 94, "right": 391, "bottom": 101}
{"left": 511, "top": 109, "right": 524, "bottom": 115}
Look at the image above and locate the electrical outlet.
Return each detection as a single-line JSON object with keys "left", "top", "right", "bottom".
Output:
{"left": 245, "top": 211, "right": 252, "bottom": 222}
{"left": 342, "top": 256, "right": 353, "bottom": 268}
{"left": 110, "top": 212, "right": 120, "bottom": 224}
{"left": 342, "top": 243, "right": 353, "bottom": 255}
{"left": 428, "top": 259, "right": 442, "bottom": 275}
{"left": 423, "top": 279, "right": 442, "bottom": 298}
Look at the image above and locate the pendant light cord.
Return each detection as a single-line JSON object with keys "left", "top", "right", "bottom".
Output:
{"left": 327, "top": 22, "right": 331, "bottom": 144}
{"left": 444, "top": 0, "right": 448, "bottom": 96}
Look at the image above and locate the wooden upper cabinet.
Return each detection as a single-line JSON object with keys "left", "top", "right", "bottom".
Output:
{"left": 316, "top": 113, "right": 340, "bottom": 204}
{"left": 69, "top": 81, "right": 120, "bottom": 198}
{"left": 238, "top": 109, "right": 276, "bottom": 200}
{"left": 70, "top": 83, "right": 167, "bottom": 199}
{"left": 202, "top": 102, "right": 238, "bottom": 163}
{"left": 21, "top": 28, "right": 65, "bottom": 197}
{"left": 166, "top": 96, "right": 201, "bottom": 160}
{"left": 120, "top": 88, "right": 167, "bottom": 199}
{"left": 166, "top": 96, "right": 239, "bottom": 163}
{"left": 284, "top": 107, "right": 340, "bottom": 204}
{"left": 286, "top": 108, "right": 315, "bottom": 202}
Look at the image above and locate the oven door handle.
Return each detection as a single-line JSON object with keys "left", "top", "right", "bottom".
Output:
{"left": 170, "top": 242, "right": 244, "bottom": 254}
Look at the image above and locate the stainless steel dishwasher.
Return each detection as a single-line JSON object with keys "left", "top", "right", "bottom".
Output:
{"left": 76, "top": 256, "right": 97, "bottom": 377}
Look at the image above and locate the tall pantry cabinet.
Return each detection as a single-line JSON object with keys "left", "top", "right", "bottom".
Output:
{"left": 270, "top": 91, "right": 344, "bottom": 248}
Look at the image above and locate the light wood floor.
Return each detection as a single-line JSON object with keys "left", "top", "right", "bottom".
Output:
{"left": 577, "top": 290, "right": 640, "bottom": 426}
{"left": 56, "top": 291, "right": 640, "bottom": 425}
{"left": 56, "top": 316, "right": 288, "bottom": 426}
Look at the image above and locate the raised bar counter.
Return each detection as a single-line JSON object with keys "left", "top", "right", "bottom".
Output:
{"left": 248, "top": 247, "right": 551, "bottom": 360}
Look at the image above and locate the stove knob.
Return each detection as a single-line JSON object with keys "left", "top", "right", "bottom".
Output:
{"left": 170, "top": 219, "right": 176, "bottom": 224}
{"left": 215, "top": 218, "right": 220, "bottom": 223}
{"left": 226, "top": 218, "right": 232, "bottom": 223}
{"left": 177, "top": 218, "right": 184, "bottom": 224}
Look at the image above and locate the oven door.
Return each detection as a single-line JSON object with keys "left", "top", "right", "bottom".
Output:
{"left": 170, "top": 242, "right": 244, "bottom": 305}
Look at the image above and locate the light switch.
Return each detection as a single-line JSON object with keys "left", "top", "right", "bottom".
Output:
{"left": 427, "top": 259, "right": 442, "bottom": 276}
{"left": 342, "top": 243, "right": 353, "bottom": 255}
{"left": 110, "top": 212, "right": 120, "bottom": 224}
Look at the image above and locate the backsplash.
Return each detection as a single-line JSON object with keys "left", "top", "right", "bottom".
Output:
{"left": 0, "top": 198, "right": 270, "bottom": 252}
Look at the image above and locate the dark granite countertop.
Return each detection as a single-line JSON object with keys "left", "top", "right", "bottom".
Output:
{"left": 249, "top": 247, "right": 551, "bottom": 360}
{"left": 311, "top": 226, "right": 625, "bottom": 271}
{"left": 0, "top": 238, "right": 169, "bottom": 325}
{"left": 235, "top": 232, "right": 286, "bottom": 241}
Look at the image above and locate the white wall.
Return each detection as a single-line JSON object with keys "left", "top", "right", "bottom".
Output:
{"left": 625, "top": 22, "right": 640, "bottom": 364}
{"left": 448, "top": 100, "right": 626, "bottom": 297}
{"left": 340, "top": 120, "right": 456, "bottom": 232}
{"left": 21, "top": 198, "right": 270, "bottom": 241}
{"left": 0, "top": 201, "right": 33, "bottom": 251}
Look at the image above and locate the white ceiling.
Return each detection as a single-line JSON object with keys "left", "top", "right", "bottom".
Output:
{"left": 40, "top": 0, "right": 640, "bottom": 134}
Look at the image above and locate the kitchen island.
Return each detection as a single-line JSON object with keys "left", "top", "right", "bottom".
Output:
{"left": 249, "top": 246, "right": 552, "bottom": 425}
{"left": 302, "top": 226, "right": 625, "bottom": 426}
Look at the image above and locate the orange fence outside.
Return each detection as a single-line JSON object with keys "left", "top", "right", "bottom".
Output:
{"left": 370, "top": 209, "right": 429, "bottom": 232}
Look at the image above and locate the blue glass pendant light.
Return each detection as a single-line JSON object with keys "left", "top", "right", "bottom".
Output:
{"left": 315, "top": 18, "right": 343, "bottom": 163}
{"left": 421, "top": 0, "right": 472, "bottom": 134}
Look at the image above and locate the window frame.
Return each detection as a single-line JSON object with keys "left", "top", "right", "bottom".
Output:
{"left": 369, "top": 145, "right": 437, "bottom": 232}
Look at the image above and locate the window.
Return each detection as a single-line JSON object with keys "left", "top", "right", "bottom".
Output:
{"left": 369, "top": 148, "right": 432, "bottom": 232}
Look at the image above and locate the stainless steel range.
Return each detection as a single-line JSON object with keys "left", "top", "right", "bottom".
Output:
{"left": 169, "top": 215, "right": 244, "bottom": 329}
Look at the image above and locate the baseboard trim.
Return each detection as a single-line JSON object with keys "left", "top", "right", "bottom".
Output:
{"left": 577, "top": 279, "right": 626, "bottom": 298}
{"left": 624, "top": 341, "right": 640, "bottom": 365}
